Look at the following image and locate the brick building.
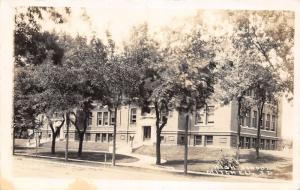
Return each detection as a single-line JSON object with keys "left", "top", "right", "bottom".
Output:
{"left": 41, "top": 95, "right": 281, "bottom": 150}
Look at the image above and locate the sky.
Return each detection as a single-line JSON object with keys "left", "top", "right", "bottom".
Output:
{"left": 41, "top": 5, "right": 231, "bottom": 46}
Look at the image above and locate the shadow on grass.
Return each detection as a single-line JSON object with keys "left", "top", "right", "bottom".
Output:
{"left": 15, "top": 146, "right": 36, "bottom": 150}
{"left": 239, "top": 150, "right": 288, "bottom": 163}
{"left": 36, "top": 151, "right": 139, "bottom": 163}
{"left": 163, "top": 159, "right": 216, "bottom": 166}
{"left": 163, "top": 152, "right": 288, "bottom": 166}
{"left": 15, "top": 147, "right": 139, "bottom": 163}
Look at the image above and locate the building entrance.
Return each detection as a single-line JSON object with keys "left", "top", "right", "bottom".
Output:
{"left": 143, "top": 126, "right": 151, "bottom": 141}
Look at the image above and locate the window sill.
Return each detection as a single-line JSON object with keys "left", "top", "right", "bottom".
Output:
{"left": 241, "top": 126, "right": 254, "bottom": 128}
{"left": 261, "top": 129, "right": 276, "bottom": 132}
{"left": 195, "top": 124, "right": 214, "bottom": 127}
{"left": 141, "top": 116, "right": 155, "bottom": 119}
{"left": 241, "top": 126, "right": 276, "bottom": 132}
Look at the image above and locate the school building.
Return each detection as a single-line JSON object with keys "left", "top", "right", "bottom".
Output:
{"left": 40, "top": 94, "right": 281, "bottom": 150}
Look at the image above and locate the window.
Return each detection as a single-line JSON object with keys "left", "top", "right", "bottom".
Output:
{"left": 206, "top": 106, "right": 215, "bottom": 124}
{"left": 103, "top": 112, "right": 109, "bottom": 125}
{"left": 101, "top": 134, "right": 107, "bottom": 142}
{"left": 271, "top": 140, "right": 276, "bottom": 150}
{"left": 141, "top": 106, "right": 150, "bottom": 116}
{"left": 195, "top": 112, "right": 204, "bottom": 124}
{"left": 240, "top": 116, "right": 245, "bottom": 126}
{"left": 246, "top": 110, "right": 251, "bottom": 127}
{"left": 252, "top": 138, "right": 257, "bottom": 148}
{"left": 271, "top": 115, "right": 276, "bottom": 131}
{"left": 180, "top": 136, "right": 185, "bottom": 145}
{"left": 108, "top": 134, "right": 113, "bottom": 142}
{"left": 245, "top": 90, "right": 252, "bottom": 96}
{"left": 130, "top": 108, "right": 137, "bottom": 123}
{"left": 206, "top": 136, "right": 213, "bottom": 145}
{"left": 88, "top": 112, "right": 93, "bottom": 126}
{"left": 110, "top": 111, "right": 115, "bottom": 125}
{"left": 85, "top": 133, "right": 91, "bottom": 141}
{"left": 160, "top": 109, "right": 168, "bottom": 122}
{"left": 252, "top": 111, "right": 257, "bottom": 128}
{"left": 261, "top": 113, "right": 265, "bottom": 129}
{"left": 266, "top": 139, "right": 270, "bottom": 150}
{"left": 160, "top": 136, "right": 164, "bottom": 142}
{"left": 97, "top": 112, "right": 102, "bottom": 126}
{"left": 143, "top": 126, "right": 151, "bottom": 140}
{"left": 194, "top": 135, "right": 202, "bottom": 145}
{"left": 266, "top": 114, "right": 270, "bottom": 130}
{"left": 240, "top": 137, "right": 244, "bottom": 148}
{"left": 245, "top": 137, "right": 250, "bottom": 149}
{"left": 95, "top": 133, "right": 100, "bottom": 142}
{"left": 260, "top": 139, "right": 265, "bottom": 149}
{"left": 75, "top": 132, "right": 79, "bottom": 141}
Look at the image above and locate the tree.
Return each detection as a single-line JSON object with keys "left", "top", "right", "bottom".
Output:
{"left": 13, "top": 7, "right": 71, "bottom": 155}
{"left": 149, "top": 79, "right": 177, "bottom": 165}
{"left": 165, "top": 29, "right": 215, "bottom": 174}
{"left": 62, "top": 35, "right": 108, "bottom": 157}
{"left": 124, "top": 24, "right": 173, "bottom": 165}
{"left": 213, "top": 10, "right": 293, "bottom": 160}
{"left": 103, "top": 25, "right": 159, "bottom": 166}
{"left": 14, "top": 7, "right": 70, "bottom": 66}
{"left": 13, "top": 67, "right": 40, "bottom": 154}
{"left": 228, "top": 10, "right": 294, "bottom": 98}
{"left": 214, "top": 60, "right": 259, "bottom": 160}
{"left": 31, "top": 61, "right": 81, "bottom": 155}
{"left": 250, "top": 64, "right": 282, "bottom": 159}
{"left": 102, "top": 52, "right": 142, "bottom": 166}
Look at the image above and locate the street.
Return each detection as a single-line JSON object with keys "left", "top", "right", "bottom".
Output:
{"left": 8, "top": 156, "right": 295, "bottom": 190}
{"left": 13, "top": 156, "right": 209, "bottom": 181}
{"left": 12, "top": 155, "right": 291, "bottom": 183}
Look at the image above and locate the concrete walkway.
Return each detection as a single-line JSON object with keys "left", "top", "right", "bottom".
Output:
{"left": 116, "top": 150, "right": 175, "bottom": 170}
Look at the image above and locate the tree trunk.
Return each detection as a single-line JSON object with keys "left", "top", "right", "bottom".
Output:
{"left": 51, "top": 132, "right": 57, "bottom": 154}
{"left": 78, "top": 133, "right": 84, "bottom": 158}
{"left": 156, "top": 128, "right": 161, "bottom": 165}
{"left": 154, "top": 102, "right": 164, "bottom": 165}
{"left": 184, "top": 114, "right": 189, "bottom": 175}
{"left": 47, "top": 114, "right": 64, "bottom": 155}
{"left": 76, "top": 109, "right": 89, "bottom": 158}
{"left": 256, "top": 102, "right": 265, "bottom": 159}
{"left": 236, "top": 98, "right": 242, "bottom": 161}
{"left": 65, "top": 112, "right": 70, "bottom": 161}
{"left": 112, "top": 106, "right": 117, "bottom": 166}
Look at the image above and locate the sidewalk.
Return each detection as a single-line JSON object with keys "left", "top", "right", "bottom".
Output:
{"left": 116, "top": 150, "right": 175, "bottom": 170}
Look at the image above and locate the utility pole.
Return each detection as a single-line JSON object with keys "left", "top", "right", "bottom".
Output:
{"left": 65, "top": 112, "right": 70, "bottom": 161}
{"left": 184, "top": 113, "right": 189, "bottom": 175}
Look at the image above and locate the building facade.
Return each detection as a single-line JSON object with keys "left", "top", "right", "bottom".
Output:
{"left": 41, "top": 97, "right": 281, "bottom": 150}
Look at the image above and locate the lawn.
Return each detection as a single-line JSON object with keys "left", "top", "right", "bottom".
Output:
{"left": 14, "top": 139, "right": 292, "bottom": 180}
{"left": 15, "top": 139, "right": 109, "bottom": 151}
{"left": 14, "top": 139, "right": 137, "bottom": 163}
{"left": 133, "top": 145, "right": 293, "bottom": 180}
